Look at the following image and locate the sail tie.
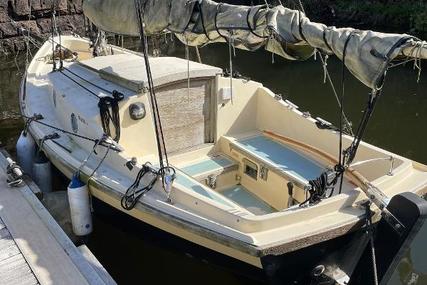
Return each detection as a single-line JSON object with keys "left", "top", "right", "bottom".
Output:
{"left": 246, "top": 6, "right": 268, "bottom": 39}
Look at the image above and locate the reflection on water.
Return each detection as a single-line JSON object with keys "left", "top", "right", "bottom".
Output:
{"left": 0, "top": 39, "right": 426, "bottom": 284}
{"left": 396, "top": 251, "right": 427, "bottom": 285}
{"left": 0, "top": 55, "right": 24, "bottom": 155}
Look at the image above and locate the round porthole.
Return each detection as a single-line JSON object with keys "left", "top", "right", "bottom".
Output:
{"left": 129, "top": 102, "right": 146, "bottom": 120}
{"left": 71, "top": 113, "right": 78, "bottom": 133}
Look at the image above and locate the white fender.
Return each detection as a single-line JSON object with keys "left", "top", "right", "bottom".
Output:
{"left": 67, "top": 175, "right": 93, "bottom": 236}
{"left": 32, "top": 152, "right": 52, "bottom": 193}
{"left": 16, "top": 131, "right": 36, "bottom": 177}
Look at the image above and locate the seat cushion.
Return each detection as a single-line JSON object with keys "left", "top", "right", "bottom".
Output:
{"left": 180, "top": 155, "right": 237, "bottom": 177}
{"left": 235, "top": 135, "right": 325, "bottom": 184}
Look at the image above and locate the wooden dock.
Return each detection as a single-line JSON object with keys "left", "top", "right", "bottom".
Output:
{"left": 0, "top": 148, "right": 116, "bottom": 285}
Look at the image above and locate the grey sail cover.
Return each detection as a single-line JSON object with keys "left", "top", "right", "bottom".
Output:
{"left": 83, "top": 0, "right": 416, "bottom": 90}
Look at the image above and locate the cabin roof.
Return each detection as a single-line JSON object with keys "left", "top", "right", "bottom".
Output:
{"left": 79, "top": 53, "right": 222, "bottom": 92}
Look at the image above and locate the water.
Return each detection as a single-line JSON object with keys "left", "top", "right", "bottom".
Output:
{"left": 0, "top": 41, "right": 426, "bottom": 284}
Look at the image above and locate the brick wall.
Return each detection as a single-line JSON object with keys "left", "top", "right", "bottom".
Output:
{"left": 0, "top": 0, "right": 85, "bottom": 53}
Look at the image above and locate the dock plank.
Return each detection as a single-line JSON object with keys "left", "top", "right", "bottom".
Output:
{"left": 78, "top": 245, "right": 117, "bottom": 285}
{"left": 0, "top": 253, "right": 38, "bottom": 285}
{"left": 0, "top": 222, "right": 39, "bottom": 285}
{"left": 0, "top": 170, "right": 90, "bottom": 285}
{"left": 0, "top": 148, "right": 113, "bottom": 285}
{"left": 0, "top": 228, "right": 21, "bottom": 262}
{"left": 0, "top": 218, "right": 5, "bottom": 231}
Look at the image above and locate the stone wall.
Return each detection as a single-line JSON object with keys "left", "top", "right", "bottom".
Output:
{"left": 1, "top": 0, "right": 425, "bottom": 53}
{"left": 0, "top": 0, "right": 85, "bottom": 53}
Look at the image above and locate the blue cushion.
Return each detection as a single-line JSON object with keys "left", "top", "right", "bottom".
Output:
{"left": 221, "top": 185, "right": 276, "bottom": 215}
{"left": 175, "top": 173, "right": 233, "bottom": 207}
{"left": 181, "top": 156, "right": 235, "bottom": 176}
{"left": 236, "top": 135, "right": 325, "bottom": 183}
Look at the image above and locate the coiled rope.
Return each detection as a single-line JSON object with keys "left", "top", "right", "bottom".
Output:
{"left": 120, "top": 0, "right": 177, "bottom": 210}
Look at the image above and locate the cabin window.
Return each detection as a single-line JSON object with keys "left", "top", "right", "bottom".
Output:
{"left": 243, "top": 159, "right": 258, "bottom": 180}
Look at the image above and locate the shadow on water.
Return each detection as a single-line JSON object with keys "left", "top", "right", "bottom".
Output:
{"left": 0, "top": 55, "right": 25, "bottom": 156}
{"left": 0, "top": 39, "right": 426, "bottom": 284}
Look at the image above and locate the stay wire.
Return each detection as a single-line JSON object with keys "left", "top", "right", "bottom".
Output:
{"left": 317, "top": 51, "right": 353, "bottom": 136}
{"left": 15, "top": 112, "right": 119, "bottom": 151}
{"left": 337, "top": 33, "right": 354, "bottom": 194}
{"left": 60, "top": 67, "right": 114, "bottom": 95}
{"left": 58, "top": 68, "right": 123, "bottom": 142}
{"left": 135, "top": 0, "right": 169, "bottom": 168}
{"left": 51, "top": 0, "right": 56, "bottom": 71}
{"left": 89, "top": 139, "right": 112, "bottom": 178}
{"left": 228, "top": 30, "right": 234, "bottom": 103}
{"left": 59, "top": 69, "right": 101, "bottom": 99}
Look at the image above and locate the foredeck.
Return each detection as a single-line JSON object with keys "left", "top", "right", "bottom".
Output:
{"left": 79, "top": 54, "right": 222, "bottom": 92}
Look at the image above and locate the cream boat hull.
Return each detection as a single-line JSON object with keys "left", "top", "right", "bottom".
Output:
{"left": 20, "top": 35, "right": 427, "bottom": 270}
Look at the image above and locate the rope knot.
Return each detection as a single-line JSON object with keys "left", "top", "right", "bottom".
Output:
{"left": 23, "top": 113, "right": 44, "bottom": 136}
{"left": 334, "top": 163, "right": 345, "bottom": 174}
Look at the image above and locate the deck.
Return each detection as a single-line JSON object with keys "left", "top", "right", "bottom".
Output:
{"left": 0, "top": 148, "right": 116, "bottom": 285}
{"left": 0, "top": 217, "right": 38, "bottom": 285}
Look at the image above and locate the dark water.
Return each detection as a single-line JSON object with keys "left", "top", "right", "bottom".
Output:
{"left": 0, "top": 40, "right": 426, "bottom": 284}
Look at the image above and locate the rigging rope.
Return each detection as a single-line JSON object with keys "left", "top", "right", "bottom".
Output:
{"left": 336, "top": 33, "right": 355, "bottom": 194}
{"left": 61, "top": 67, "right": 114, "bottom": 95}
{"left": 135, "top": 0, "right": 168, "bottom": 169}
{"left": 88, "top": 136, "right": 113, "bottom": 178}
{"left": 228, "top": 30, "right": 234, "bottom": 103}
{"left": 123, "top": 0, "right": 176, "bottom": 209}
{"left": 317, "top": 51, "right": 353, "bottom": 136}
{"left": 363, "top": 201, "right": 379, "bottom": 285}
{"left": 16, "top": 112, "right": 121, "bottom": 151}
{"left": 344, "top": 93, "right": 379, "bottom": 167}
{"left": 185, "top": 36, "right": 191, "bottom": 101}
{"left": 98, "top": 91, "right": 124, "bottom": 142}
{"left": 51, "top": 1, "right": 57, "bottom": 71}
{"left": 300, "top": 172, "right": 329, "bottom": 206}
{"left": 121, "top": 163, "right": 159, "bottom": 210}
{"left": 58, "top": 68, "right": 124, "bottom": 142}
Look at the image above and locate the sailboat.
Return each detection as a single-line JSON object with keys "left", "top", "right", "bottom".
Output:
{"left": 18, "top": 0, "right": 427, "bottom": 283}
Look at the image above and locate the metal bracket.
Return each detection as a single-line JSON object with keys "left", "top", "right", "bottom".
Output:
{"left": 381, "top": 207, "right": 406, "bottom": 236}
{"left": 364, "top": 183, "right": 405, "bottom": 235}
{"left": 284, "top": 100, "right": 299, "bottom": 109}
{"left": 260, "top": 164, "right": 268, "bottom": 181}
{"left": 206, "top": 174, "right": 217, "bottom": 189}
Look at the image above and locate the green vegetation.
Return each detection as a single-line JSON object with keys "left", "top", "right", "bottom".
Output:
{"left": 284, "top": 0, "right": 427, "bottom": 38}
{"left": 334, "top": 0, "right": 426, "bottom": 36}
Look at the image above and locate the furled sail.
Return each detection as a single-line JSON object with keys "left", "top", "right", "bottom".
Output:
{"left": 83, "top": 0, "right": 425, "bottom": 90}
